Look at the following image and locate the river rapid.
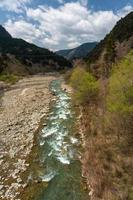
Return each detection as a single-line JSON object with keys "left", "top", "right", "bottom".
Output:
{"left": 27, "top": 79, "right": 88, "bottom": 200}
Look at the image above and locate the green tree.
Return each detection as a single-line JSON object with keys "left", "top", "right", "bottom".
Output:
{"left": 107, "top": 51, "right": 133, "bottom": 114}
{"left": 70, "top": 67, "right": 99, "bottom": 104}
{"left": 107, "top": 51, "right": 133, "bottom": 143}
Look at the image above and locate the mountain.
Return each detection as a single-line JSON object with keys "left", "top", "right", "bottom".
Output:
{"left": 85, "top": 12, "right": 133, "bottom": 77}
{"left": 56, "top": 42, "right": 98, "bottom": 60}
{"left": 0, "top": 26, "right": 12, "bottom": 39}
{"left": 0, "top": 26, "right": 72, "bottom": 75}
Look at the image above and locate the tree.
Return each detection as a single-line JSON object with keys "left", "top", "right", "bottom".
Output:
{"left": 107, "top": 51, "right": 133, "bottom": 114}
{"left": 107, "top": 51, "right": 133, "bottom": 142}
{"left": 70, "top": 66, "right": 99, "bottom": 104}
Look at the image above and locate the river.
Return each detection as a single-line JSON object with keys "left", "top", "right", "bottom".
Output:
{"left": 25, "top": 79, "right": 88, "bottom": 200}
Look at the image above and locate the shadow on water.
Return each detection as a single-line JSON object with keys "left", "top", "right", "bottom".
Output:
{"left": 25, "top": 79, "right": 88, "bottom": 200}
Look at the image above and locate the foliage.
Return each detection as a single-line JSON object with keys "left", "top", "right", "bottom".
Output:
{"left": 80, "top": 51, "right": 133, "bottom": 200}
{"left": 107, "top": 51, "right": 133, "bottom": 114}
{"left": 70, "top": 66, "right": 99, "bottom": 104}
{"left": 0, "top": 74, "right": 19, "bottom": 84}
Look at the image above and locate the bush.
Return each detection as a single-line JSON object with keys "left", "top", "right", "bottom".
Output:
{"left": 70, "top": 66, "right": 99, "bottom": 104}
{"left": 107, "top": 51, "right": 133, "bottom": 114}
{"left": 106, "top": 51, "right": 133, "bottom": 145}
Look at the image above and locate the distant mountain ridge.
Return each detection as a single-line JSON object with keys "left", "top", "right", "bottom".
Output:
{"left": 0, "top": 26, "right": 72, "bottom": 75}
{"left": 56, "top": 42, "right": 98, "bottom": 60}
{"left": 85, "top": 12, "right": 133, "bottom": 77}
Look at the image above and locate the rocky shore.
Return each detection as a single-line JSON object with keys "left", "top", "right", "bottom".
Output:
{"left": 0, "top": 76, "right": 56, "bottom": 200}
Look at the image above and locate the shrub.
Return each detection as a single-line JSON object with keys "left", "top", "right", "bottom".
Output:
{"left": 106, "top": 51, "right": 133, "bottom": 144}
{"left": 70, "top": 66, "right": 99, "bottom": 104}
{"left": 107, "top": 51, "right": 133, "bottom": 114}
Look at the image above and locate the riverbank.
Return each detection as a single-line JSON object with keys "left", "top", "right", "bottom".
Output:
{"left": 0, "top": 75, "right": 56, "bottom": 200}
{"left": 76, "top": 100, "right": 133, "bottom": 200}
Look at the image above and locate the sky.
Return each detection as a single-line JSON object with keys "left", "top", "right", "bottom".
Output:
{"left": 0, "top": 0, "right": 133, "bottom": 51}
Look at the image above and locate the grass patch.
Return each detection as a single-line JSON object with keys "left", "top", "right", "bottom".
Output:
{"left": 0, "top": 74, "right": 20, "bottom": 84}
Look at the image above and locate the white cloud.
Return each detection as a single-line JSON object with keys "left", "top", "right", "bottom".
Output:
{"left": 117, "top": 5, "right": 133, "bottom": 17}
{"left": 5, "top": 19, "right": 42, "bottom": 44}
{"left": 0, "top": 0, "right": 31, "bottom": 12}
{"left": 4, "top": 2, "right": 133, "bottom": 50}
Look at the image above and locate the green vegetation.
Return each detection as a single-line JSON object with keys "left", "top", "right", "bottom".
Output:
{"left": 107, "top": 51, "right": 133, "bottom": 114}
{"left": 0, "top": 74, "right": 19, "bottom": 84}
{"left": 70, "top": 66, "right": 99, "bottom": 104}
{"left": 70, "top": 51, "right": 133, "bottom": 200}
{"left": 106, "top": 51, "right": 133, "bottom": 149}
{"left": 104, "top": 51, "right": 133, "bottom": 199}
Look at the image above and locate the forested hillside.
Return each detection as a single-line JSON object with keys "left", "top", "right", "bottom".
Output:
{"left": 85, "top": 12, "right": 133, "bottom": 77}
{"left": 0, "top": 26, "right": 72, "bottom": 76}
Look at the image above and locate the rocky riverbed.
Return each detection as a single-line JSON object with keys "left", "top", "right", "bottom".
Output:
{"left": 0, "top": 76, "right": 56, "bottom": 200}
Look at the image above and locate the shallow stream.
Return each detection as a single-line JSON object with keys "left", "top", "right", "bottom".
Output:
{"left": 29, "top": 79, "right": 88, "bottom": 200}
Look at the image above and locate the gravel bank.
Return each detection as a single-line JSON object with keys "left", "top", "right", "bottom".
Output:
{"left": 0, "top": 76, "right": 56, "bottom": 200}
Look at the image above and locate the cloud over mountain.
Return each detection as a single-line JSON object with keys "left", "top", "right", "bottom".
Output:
{"left": 4, "top": 1, "right": 133, "bottom": 50}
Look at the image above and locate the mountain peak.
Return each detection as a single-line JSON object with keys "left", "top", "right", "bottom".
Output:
{"left": 0, "top": 25, "right": 12, "bottom": 39}
{"left": 56, "top": 42, "right": 98, "bottom": 60}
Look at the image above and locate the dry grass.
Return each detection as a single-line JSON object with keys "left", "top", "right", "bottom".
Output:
{"left": 79, "top": 82, "right": 133, "bottom": 200}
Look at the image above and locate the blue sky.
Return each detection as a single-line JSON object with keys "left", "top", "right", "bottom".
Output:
{"left": 0, "top": 0, "right": 133, "bottom": 50}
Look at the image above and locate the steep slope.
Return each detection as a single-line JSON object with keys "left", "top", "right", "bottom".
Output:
{"left": 56, "top": 42, "right": 97, "bottom": 60}
{"left": 0, "top": 26, "right": 72, "bottom": 75}
{"left": 69, "top": 50, "right": 133, "bottom": 200}
{"left": 85, "top": 12, "right": 133, "bottom": 77}
{"left": 68, "top": 12, "right": 133, "bottom": 200}
{"left": 0, "top": 26, "right": 12, "bottom": 39}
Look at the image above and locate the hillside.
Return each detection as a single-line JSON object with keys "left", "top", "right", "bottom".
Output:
{"left": 85, "top": 12, "right": 133, "bottom": 77}
{"left": 67, "top": 11, "right": 133, "bottom": 200}
{"left": 56, "top": 42, "right": 97, "bottom": 60}
{"left": 0, "top": 26, "right": 72, "bottom": 75}
{"left": 66, "top": 12, "right": 133, "bottom": 200}
{"left": 0, "top": 26, "right": 12, "bottom": 39}
{"left": 69, "top": 50, "right": 133, "bottom": 200}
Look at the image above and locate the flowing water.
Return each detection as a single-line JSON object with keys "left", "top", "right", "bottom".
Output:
{"left": 29, "top": 79, "right": 88, "bottom": 200}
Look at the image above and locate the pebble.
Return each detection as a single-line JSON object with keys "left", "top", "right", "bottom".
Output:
{"left": 0, "top": 185, "right": 4, "bottom": 190}
{"left": 0, "top": 76, "right": 56, "bottom": 200}
{"left": 17, "top": 178, "right": 22, "bottom": 183}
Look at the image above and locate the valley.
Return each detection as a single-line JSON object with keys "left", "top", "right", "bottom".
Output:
{"left": 0, "top": 8, "right": 132, "bottom": 200}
